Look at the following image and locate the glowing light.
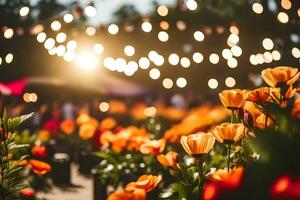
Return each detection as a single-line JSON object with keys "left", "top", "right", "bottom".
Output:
{"left": 104, "top": 57, "right": 115, "bottom": 70}
{"left": 273, "top": 177, "right": 290, "bottom": 194}
{"left": 227, "top": 57, "right": 238, "bottom": 68}
{"left": 193, "top": 52, "right": 204, "bottom": 63}
{"left": 281, "top": 0, "right": 292, "bottom": 10}
{"left": 255, "top": 54, "right": 264, "bottom": 64}
{"left": 144, "top": 107, "right": 157, "bottom": 117}
{"left": 141, "top": 21, "right": 152, "bottom": 32}
{"left": 115, "top": 58, "right": 126, "bottom": 72}
{"left": 186, "top": 0, "right": 198, "bottom": 11}
{"left": 250, "top": 55, "right": 258, "bottom": 65}
{"left": 231, "top": 46, "right": 242, "bottom": 57}
{"left": 56, "top": 32, "right": 66, "bottom": 43}
{"left": 176, "top": 21, "right": 186, "bottom": 31}
{"left": 209, "top": 53, "right": 219, "bottom": 64}
{"left": 63, "top": 51, "right": 76, "bottom": 62}
{"left": 228, "top": 34, "right": 239, "bottom": 44}
{"left": 180, "top": 57, "right": 191, "bottom": 68}
{"left": 108, "top": 24, "right": 119, "bottom": 35}
{"left": 176, "top": 77, "right": 187, "bottom": 88}
{"left": 229, "top": 25, "right": 239, "bottom": 35}
{"left": 63, "top": 14, "right": 73, "bottom": 23}
{"left": 94, "top": 43, "right": 104, "bottom": 55}
{"left": 5, "top": 53, "right": 13, "bottom": 64}
{"left": 208, "top": 79, "right": 218, "bottom": 89}
{"left": 0, "top": 58, "right": 2, "bottom": 66}
{"left": 84, "top": 6, "right": 97, "bottom": 17}
{"left": 168, "top": 53, "right": 180, "bottom": 65}
{"left": 153, "top": 55, "right": 164, "bottom": 66}
{"left": 148, "top": 51, "right": 158, "bottom": 61}
{"left": 162, "top": 78, "right": 173, "bottom": 89}
{"left": 194, "top": 31, "right": 205, "bottom": 42}
{"left": 48, "top": 48, "right": 57, "bottom": 56}
{"left": 56, "top": 45, "right": 66, "bottom": 57}
{"left": 86, "top": 27, "right": 96, "bottom": 36}
{"left": 272, "top": 50, "right": 281, "bottom": 61}
{"left": 67, "top": 40, "right": 77, "bottom": 50}
{"left": 263, "top": 52, "right": 273, "bottom": 63}
{"left": 252, "top": 3, "right": 263, "bottom": 14}
{"left": 99, "top": 102, "right": 109, "bottom": 112}
{"left": 19, "top": 6, "right": 30, "bottom": 17}
{"left": 75, "top": 51, "right": 99, "bottom": 71}
{"left": 125, "top": 61, "right": 138, "bottom": 76}
{"left": 139, "top": 57, "right": 150, "bottom": 69}
{"left": 37, "top": 32, "right": 46, "bottom": 43}
{"left": 149, "top": 68, "right": 160, "bottom": 80}
{"left": 160, "top": 21, "right": 169, "bottom": 30}
{"left": 51, "top": 21, "right": 61, "bottom": 31}
{"left": 277, "top": 12, "right": 289, "bottom": 23}
{"left": 292, "top": 47, "right": 300, "bottom": 58}
{"left": 124, "top": 45, "right": 135, "bottom": 56}
{"left": 157, "top": 5, "right": 168, "bottom": 16}
{"left": 4, "top": 28, "right": 13, "bottom": 39}
{"left": 222, "top": 49, "right": 233, "bottom": 60}
{"left": 225, "top": 77, "right": 236, "bottom": 88}
{"left": 158, "top": 31, "right": 169, "bottom": 42}
{"left": 44, "top": 38, "right": 55, "bottom": 50}
{"left": 24, "top": 93, "right": 38, "bottom": 103}
{"left": 262, "top": 38, "right": 274, "bottom": 50}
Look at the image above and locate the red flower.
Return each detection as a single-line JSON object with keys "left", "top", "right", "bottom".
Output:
{"left": 31, "top": 145, "right": 47, "bottom": 158}
{"left": 20, "top": 188, "right": 35, "bottom": 198}
{"left": 29, "top": 160, "right": 51, "bottom": 175}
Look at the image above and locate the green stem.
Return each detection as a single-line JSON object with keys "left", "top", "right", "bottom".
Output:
{"left": 180, "top": 168, "right": 190, "bottom": 187}
{"left": 227, "top": 144, "right": 231, "bottom": 172}
{"left": 231, "top": 110, "right": 235, "bottom": 123}
{"left": 196, "top": 158, "right": 205, "bottom": 193}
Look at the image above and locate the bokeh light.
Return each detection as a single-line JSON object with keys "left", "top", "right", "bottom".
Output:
{"left": 162, "top": 78, "right": 173, "bottom": 89}
{"left": 252, "top": 3, "right": 263, "bottom": 14}
{"left": 157, "top": 5, "right": 168, "bottom": 16}
{"left": 208, "top": 78, "right": 218, "bottom": 89}
{"left": 141, "top": 21, "right": 152, "bottom": 32}
{"left": 108, "top": 24, "right": 119, "bottom": 35}
{"left": 51, "top": 21, "right": 61, "bottom": 31}
{"left": 99, "top": 102, "right": 109, "bottom": 112}
{"left": 176, "top": 77, "right": 187, "bottom": 88}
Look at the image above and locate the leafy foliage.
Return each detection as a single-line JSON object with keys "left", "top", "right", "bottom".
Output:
{"left": 0, "top": 110, "right": 33, "bottom": 200}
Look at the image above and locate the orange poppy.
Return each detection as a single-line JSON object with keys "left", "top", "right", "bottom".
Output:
{"left": 246, "top": 87, "right": 272, "bottom": 103}
{"left": 180, "top": 132, "right": 215, "bottom": 157}
{"left": 140, "top": 139, "right": 166, "bottom": 155}
{"left": 207, "top": 167, "right": 244, "bottom": 188}
{"left": 254, "top": 113, "right": 274, "bottom": 129}
{"left": 29, "top": 160, "right": 51, "bottom": 175}
{"left": 100, "top": 117, "right": 117, "bottom": 130}
{"left": 219, "top": 89, "right": 245, "bottom": 109}
{"left": 31, "top": 145, "right": 47, "bottom": 158}
{"left": 157, "top": 151, "right": 179, "bottom": 168}
{"left": 107, "top": 189, "right": 146, "bottom": 200}
{"left": 261, "top": 66, "right": 300, "bottom": 88}
{"left": 60, "top": 119, "right": 75, "bottom": 135}
{"left": 125, "top": 174, "right": 162, "bottom": 192}
{"left": 79, "top": 123, "right": 96, "bottom": 140}
{"left": 212, "top": 123, "right": 246, "bottom": 144}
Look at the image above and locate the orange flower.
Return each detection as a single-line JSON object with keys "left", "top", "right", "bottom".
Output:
{"left": 180, "top": 132, "right": 215, "bottom": 157}
{"left": 125, "top": 174, "right": 162, "bottom": 192}
{"left": 60, "top": 119, "right": 75, "bottom": 135}
{"left": 212, "top": 123, "right": 246, "bottom": 144}
{"left": 246, "top": 87, "right": 272, "bottom": 103}
{"left": 76, "top": 113, "right": 91, "bottom": 125}
{"left": 31, "top": 145, "right": 47, "bottom": 158}
{"left": 79, "top": 123, "right": 96, "bottom": 140}
{"left": 254, "top": 113, "right": 273, "bottom": 129}
{"left": 20, "top": 188, "right": 35, "bottom": 198}
{"left": 37, "top": 129, "right": 50, "bottom": 142}
{"left": 29, "top": 160, "right": 51, "bottom": 175}
{"left": 107, "top": 189, "right": 146, "bottom": 200}
{"left": 292, "top": 98, "right": 300, "bottom": 119}
{"left": 140, "top": 139, "right": 166, "bottom": 155}
{"left": 219, "top": 89, "right": 245, "bottom": 109}
{"left": 207, "top": 167, "right": 244, "bottom": 188}
{"left": 18, "top": 159, "right": 28, "bottom": 166}
{"left": 157, "top": 151, "right": 179, "bottom": 168}
{"left": 100, "top": 117, "right": 117, "bottom": 130}
{"left": 261, "top": 66, "right": 300, "bottom": 88}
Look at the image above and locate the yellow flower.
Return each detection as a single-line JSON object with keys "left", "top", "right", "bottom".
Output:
{"left": 261, "top": 66, "right": 300, "bottom": 88}
{"left": 157, "top": 151, "right": 179, "bottom": 168}
{"left": 219, "top": 89, "right": 245, "bottom": 109}
{"left": 212, "top": 123, "right": 246, "bottom": 144}
{"left": 180, "top": 132, "right": 215, "bottom": 157}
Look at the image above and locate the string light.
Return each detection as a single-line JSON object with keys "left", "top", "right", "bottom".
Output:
{"left": 56, "top": 45, "right": 66, "bottom": 57}
{"left": 67, "top": 40, "right": 77, "bottom": 50}
{"left": 180, "top": 57, "right": 191, "bottom": 68}
{"left": 124, "top": 45, "right": 135, "bottom": 56}
{"left": 56, "top": 32, "right": 67, "bottom": 43}
{"left": 86, "top": 27, "right": 96, "bottom": 36}
{"left": 176, "top": 21, "right": 186, "bottom": 31}
{"left": 0, "top": 58, "right": 2, "bottom": 66}
{"left": 115, "top": 58, "right": 126, "bottom": 72}
{"left": 149, "top": 68, "right": 160, "bottom": 79}
{"left": 37, "top": 32, "right": 46, "bottom": 43}
{"left": 84, "top": 5, "right": 97, "bottom": 17}
{"left": 186, "top": 0, "right": 198, "bottom": 11}
{"left": 139, "top": 57, "right": 150, "bottom": 69}
{"left": 108, "top": 24, "right": 119, "bottom": 35}
{"left": 141, "top": 21, "right": 152, "bottom": 32}
{"left": 227, "top": 57, "right": 238, "bottom": 68}
{"left": 252, "top": 3, "right": 263, "bottom": 14}
{"left": 124, "top": 61, "right": 138, "bottom": 76}
{"left": 160, "top": 21, "right": 169, "bottom": 30}
{"left": 263, "top": 51, "right": 273, "bottom": 63}
{"left": 291, "top": 47, "right": 300, "bottom": 58}
{"left": 158, "top": 31, "right": 169, "bottom": 42}
{"left": 249, "top": 55, "right": 258, "bottom": 65}
{"left": 19, "top": 6, "right": 30, "bottom": 17}
{"left": 94, "top": 43, "right": 104, "bottom": 55}
{"left": 168, "top": 53, "right": 180, "bottom": 65}
{"left": 209, "top": 53, "right": 219, "bottom": 64}
{"left": 228, "top": 34, "right": 239, "bottom": 44}
{"left": 262, "top": 38, "right": 274, "bottom": 50}
{"left": 63, "top": 51, "right": 76, "bottom": 62}
{"left": 231, "top": 46, "right": 242, "bottom": 57}
{"left": 225, "top": 77, "right": 236, "bottom": 88}
{"left": 229, "top": 25, "right": 239, "bottom": 35}
{"left": 192, "top": 52, "right": 204, "bottom": 63}
{"left": 5, "top": 53, "right": 13, "bottom": 64}
{"left": 51, "top": 21, "right": 61, "bottom": 31}
{"left": 193, "top": 31, "right": 205, "bottom": 41}
{"left": 162, "top": 78, "right": 173, "bottom": 89}
{"left": 272, "top": 50, "right": 281, "bottom": 61}
{"left": 176, "top": 77, "right": 187, "bottom": 88}
{"left": 281, "top": 0, "right": 292, "bottom": 10}
{"left": 4, "top": 28, "right": 14, "bottom": 39}
{"left": 208, "top": 78, "right": 218, "bottom": 89}
{"left": 48, "top": 47, "right": 57, "bottom": 56}
{"left": 44, "top": 38, "right": 55, "bottom": 50}
{"left": 277, "top": 12, "right": 289, "bottom": 23}
{"left": 222, "top": 49, "right": 233, "bottom": 60}
{"left": 157, "top": 5, "right": 168, "bottom": 17}
{"left": 255, "top": 53, "right": 264, "bottom": 64}
{"left": 99, "top": 102, "right": 109, "bottom": 112}
{"left": 63, "top": 14, "right": 73, "bottom": 23}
